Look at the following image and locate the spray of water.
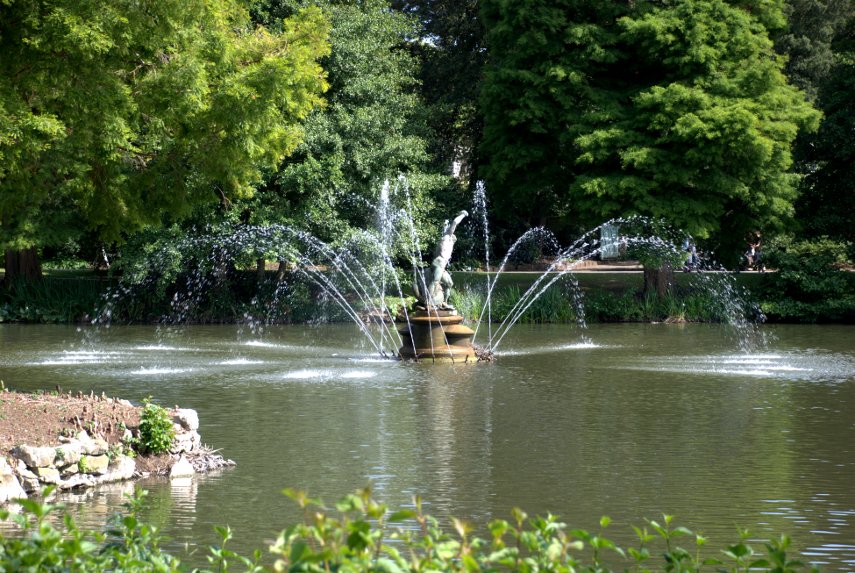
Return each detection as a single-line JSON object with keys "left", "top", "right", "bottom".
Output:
{"left": 89, "top": 179, "right": 766, "bottom": 360}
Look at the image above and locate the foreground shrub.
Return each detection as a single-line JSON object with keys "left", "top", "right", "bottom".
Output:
{"left": 0, "top": 487, "right": 818, "bottom": 573}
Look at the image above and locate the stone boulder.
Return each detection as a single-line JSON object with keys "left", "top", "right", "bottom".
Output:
{"left": 172, "top": 409, "right": 199, "bottom": 431}
{"left": 0, "top": 458, "right": 26, "bottom": 503}
{"left": 169, "top": 456, "right": 195, "bottom": 478}
{"left": 13, "top": 445, "right": 55, "bottom": 468}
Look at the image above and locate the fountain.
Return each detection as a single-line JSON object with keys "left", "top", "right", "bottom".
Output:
{"left": 398, "top": 210, "right": 478, "bottom": 363}
{"left": 91, "top": 179, "right": 765, "bottom": 361}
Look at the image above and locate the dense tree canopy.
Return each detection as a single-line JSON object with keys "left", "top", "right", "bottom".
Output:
{"left": 0, "top": 0, "right": 329, "bottom": 265}
{"left": 774, "top": 0, "right": 852, "bottom": 100}
{"left": 793, "top": 12, "right": 855, "bottom": 240}
{"left": 245, "top": 0, "right": 444, "bottom": 245}
{"left": 2, "top": 0, "right": 851, "bottom": 281}
{"left": 480, "top": 0, "right": 821, "bottom": 257}
{"left": 393, "top": 0, "right": 486, "bottom": 188}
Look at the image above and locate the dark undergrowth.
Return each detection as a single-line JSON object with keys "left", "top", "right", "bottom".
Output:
{"left": 2, "top": 263, "right": 853, "bottom": 325}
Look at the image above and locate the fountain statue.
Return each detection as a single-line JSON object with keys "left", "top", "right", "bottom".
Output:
{"left": 399, "top": 210, "right": 478, "bottom": 363}
{"left": 413, "top": 210, "right": 468, "bottom": 309}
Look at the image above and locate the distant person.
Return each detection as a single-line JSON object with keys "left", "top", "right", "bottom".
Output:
{"left": 682, "top": 237, "right": 699, "bottom": 272}
{"left": 744, "top": 231, "right": 764, "bottom": 271}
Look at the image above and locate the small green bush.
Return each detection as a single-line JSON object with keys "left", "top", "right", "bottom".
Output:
{"left": 757, "top": 237, "right": 855, "bottom": 322}
{"left": 137, "top": 398, "right": 175, "bottom": 455}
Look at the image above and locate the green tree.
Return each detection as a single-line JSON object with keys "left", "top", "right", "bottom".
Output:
{"left": 392, "top": 0, "right": 486, "bottom": 189}
{"left": 247, "top": 0, "right": 445, "bottom": 246}
{"left": 480, "top": 0, "right": 821, "bottom": 266}
{"left": 774, "top": 0, "right": 852, "bottom": 101}
{"left": 792, "top": 10, "right": 855, "bottom": 240}
{"left": 1, "top": 0, "right": 330, "bottom": 281}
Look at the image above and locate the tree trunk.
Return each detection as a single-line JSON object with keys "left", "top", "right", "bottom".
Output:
{"left": 4, "top": 248, "right": 43, "bottom": 286}
{"left": 275, "top": 260, "right": 288, "bottom": 282}
{"left": 643, "top": 261, "right": 674, "bottom": 299}
{"left": 256, "top": 258, "right": 266, "bottom": 284}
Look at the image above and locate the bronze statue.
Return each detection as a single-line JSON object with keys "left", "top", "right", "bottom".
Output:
{"left": 414, "top": 210, "right": 468, "bottom": 309}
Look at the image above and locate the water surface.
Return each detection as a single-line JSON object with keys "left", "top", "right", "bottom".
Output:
{"left": 1, "top": 323, "right": 853, "bottom": 570}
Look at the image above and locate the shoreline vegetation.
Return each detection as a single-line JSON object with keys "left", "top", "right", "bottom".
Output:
{"left": 2, "top": 261, "right": 854, "bottom": 325}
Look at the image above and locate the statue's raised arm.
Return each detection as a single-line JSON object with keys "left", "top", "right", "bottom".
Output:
{"left": 444, "top": 210, "right": 468, "bottom": 238}
{"left": 436, "top": 210, "right": 468, "bottom": 260}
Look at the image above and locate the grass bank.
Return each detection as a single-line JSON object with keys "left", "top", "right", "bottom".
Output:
{"left": 450, "top": 271, "right": 767, "bottom": 324}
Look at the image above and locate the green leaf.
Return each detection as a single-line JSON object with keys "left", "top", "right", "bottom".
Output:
{"left": 377, "top": 557, "right": 406, "bottom": 573}
{"left": 336, "top": 493, "right": 364, "bottom": 513}
{"left": 461, "top": 554, "right": 481, "bottom": 572}
{"left": 388, "top": 510, "right": 417, "bottom": 522}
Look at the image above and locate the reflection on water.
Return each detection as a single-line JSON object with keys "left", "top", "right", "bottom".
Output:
{"left": 1, "top": 323, "right": 853, "bottom": 571}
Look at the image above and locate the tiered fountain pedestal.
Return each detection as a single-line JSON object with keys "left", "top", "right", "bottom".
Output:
{"left": 398, "top": 310, "right": 476, "bottom": 363}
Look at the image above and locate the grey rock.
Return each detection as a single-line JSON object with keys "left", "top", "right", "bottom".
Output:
{"left": 20, "top": 476, "right": 40, "bottom": 493}
{"left": 13, "top": 445, "right": 56, "bottom": 468}
{"left": 54, "top": 443, "right": 82, "bottom": 466}
{"left": 59, "top": 473, "right": 95, "bottom": 490}
{"left": 102, "top": 456, "right": 136, "bottom": 482}
{"left": 0, "top": 458, "right": 26, "bottom": 503}
{"left": 35, "top": 466, "right": 61, "bottom": 484}
{"left": 14, "top": 459, "right": 36, "bottom": 480}
{"left": 172, "top": 408, "right": 199, "bottom": 431}
{"left": 169, "top": 430, "right": 200, "bottom": 454}
{"left": 80, "top": 455, "right": 110, "bottom": 475}
{"left": 169, "top": 456, "right": 195, "bottom": 478}
{"left": 61, "top": 463, "right": 79, "bottom": 477}
{"left": 75, "top": 431, "right": 109, "bottom": 456}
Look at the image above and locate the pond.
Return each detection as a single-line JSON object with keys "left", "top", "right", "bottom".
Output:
{"left": 1, "top": 323, "right": 854, "bottom": 570}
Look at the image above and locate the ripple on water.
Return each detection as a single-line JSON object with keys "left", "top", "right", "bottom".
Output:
{"left": 216, "top": 358, "right": 265, "bottom": 366}
{"left": 132, "top": 345, "right": 194, "bottom": 352}
{"left": 242, "top": 340, "right": 295, "bottom": 349}
{"left": 340, "top": 370, "right": 377, "bottom": 379}
{"left": 613, "top": 351, "right": 855, "bottom": 382}
{"left": 497, "top": 341, "right": 606, "bottom": 357}
{"left": 29, "top": 350, "right": 127, "bottom": 366}
{"left": 281, "top": 368, "right": 377, "bottom": 381}
{"left": 129, "top": 367, "right": 194, "bottom": 376}
{"left": 348, "top": 356, "right": 396, "bottom": 363}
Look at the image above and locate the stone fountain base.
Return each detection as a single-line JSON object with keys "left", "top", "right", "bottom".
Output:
{"left": 398, "top": 309, "right": 477, "bottom": 363}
